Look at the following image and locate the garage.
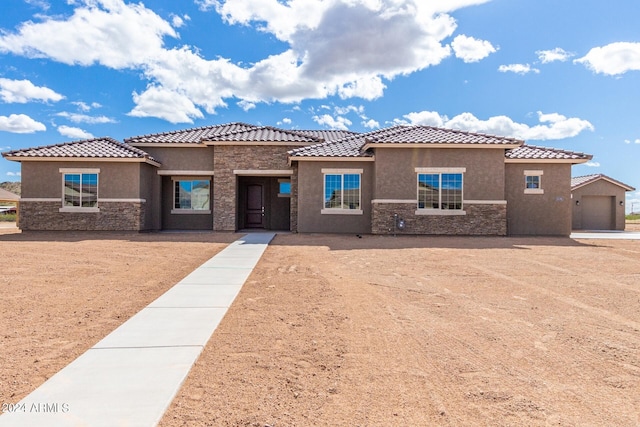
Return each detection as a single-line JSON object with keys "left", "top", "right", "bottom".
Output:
{"left": 581, "top": 196, "right": 614, "bottom": 230}
{"left": 572, "top": 174, "right": 635, "bottom": 231}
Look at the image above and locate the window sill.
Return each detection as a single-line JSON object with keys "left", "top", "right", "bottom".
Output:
{"left": 321, "top": 209, "right": 363, "bottom": 215}
{"left": 59, "top": 207, "right": 100, "bottom": 213}
{"left": 171, "top": 209, "right": 212, "bottom": 215}
{"left": 278, "top": 193, "right": 291, "bottom": 198}
{"left": 524, "top": 189, "right": 544, "bottom": 194}
{"left": 415, "top": 209, "right": 466, "bottom": 216}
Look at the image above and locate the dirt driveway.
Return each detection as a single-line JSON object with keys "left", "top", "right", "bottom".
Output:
{"left": 1, "top": 230, "right": 639, "bottom": 426}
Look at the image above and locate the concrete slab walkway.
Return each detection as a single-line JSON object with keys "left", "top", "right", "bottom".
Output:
{"left": 571, "top": 230, "right": 640, "bottom": 240}
{"left": 0, "top": 232, "right": 275, "bottom": 427}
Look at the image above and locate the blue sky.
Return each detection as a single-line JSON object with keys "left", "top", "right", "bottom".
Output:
{"left": 0, "top": 0, "right": 639, "bottom": 211}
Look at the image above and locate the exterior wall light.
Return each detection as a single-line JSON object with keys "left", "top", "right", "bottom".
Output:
{"left": 576, "top": 200, "right": 580, "bottom": 206}
{"left": 620, "top": 200, "right": 624, "bottom": 206}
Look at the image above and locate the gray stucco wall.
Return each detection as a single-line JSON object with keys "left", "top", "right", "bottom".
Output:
{"left": 296, "top": 161, "right": 373, "bottom": 234}
{"left": 572, "top": 180, "right": 627, "bottom": 230}
{"left": 161, "top": 175, "right": 213, "bottom": 230}
{"left": 505, "top": 163, "right": 572, "bottom": 236}
{"left": 140, "top": 164, "right": 161, "bottom": 230}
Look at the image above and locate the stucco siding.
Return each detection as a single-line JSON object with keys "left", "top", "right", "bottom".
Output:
{"left": 296, "top": 161, "right": 373, "bottom": 234}
{"left": 506, "top": 163, "right": 572, "bottom": 236}
{"left": 140, "top": 164, "right": 161, "bottom": 230}
{"left": 373, "top": 148, "right": 505, "bottom": 201}
{"left": 144, "top": 146, "right": 214, "bottom": 171}
{"left": 572, "top": 180, "right": 627, "bottom": 230}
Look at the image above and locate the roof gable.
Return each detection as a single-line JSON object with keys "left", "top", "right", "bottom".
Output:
{"left": 571, "top": 174, "right": 635, "bottom": 191}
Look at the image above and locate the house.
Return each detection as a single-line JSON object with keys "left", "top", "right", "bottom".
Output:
{"left": 571, "top": 174, "right": 635, "bottom": 230}
{"left": 1, "top": 123, "right": 592, "bottom": 236}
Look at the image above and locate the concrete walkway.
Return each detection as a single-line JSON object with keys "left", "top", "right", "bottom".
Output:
{"left": 0, "top": 232, "right": 275, "bottom": 427}
{"left": 571, "top": 230, "right": 640, "bottom": 240}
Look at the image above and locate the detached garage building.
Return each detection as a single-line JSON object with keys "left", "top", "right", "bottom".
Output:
{"left": 572, "top": 174, "right": 635, "bottom": 231}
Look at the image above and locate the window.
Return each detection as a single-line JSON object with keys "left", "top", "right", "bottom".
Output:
{"left": 174, "top": 180, "right": 210, "bottom": 211}
{"left": 62, "top": 171, "right": 98, "bottom": 209}
{"left": 322, "top": 169, "right": 362, "bottom": 214}
{"left": 417, "top": 172, "right": 463, "bottom": 210}
{"left": 278, "top": 179, "right": 291, "bottom": 197}
{"left": 524, "top": 170, "right": 544, "bottom": 194}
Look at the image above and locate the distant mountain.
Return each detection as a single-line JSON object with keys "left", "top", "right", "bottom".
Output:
{"left": 0, "top": 181, "right": 21, "bottom": 196}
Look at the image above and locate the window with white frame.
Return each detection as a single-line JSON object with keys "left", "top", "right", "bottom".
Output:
{"left": 173, "top": 179, "right": 210, "bottom": 211}
{"left": 62, "top": 169, "right": 98, "bottom": 209}
{"left": 416, "top": 168, "right": 464, "bottom": 210}
{"left": 524, "top": 170, "right": 544, "bottom": 194}
{"left": 322, "top": 169, "right": 362, "bottom": 213}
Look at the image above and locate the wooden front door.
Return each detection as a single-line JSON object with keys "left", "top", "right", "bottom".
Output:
{"left": 245, "top": 183, "right": 265, "bottom": 228}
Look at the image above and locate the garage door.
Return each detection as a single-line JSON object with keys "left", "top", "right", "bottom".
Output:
{"left": 582, "top": 196, "right": 614, "bottom": 230}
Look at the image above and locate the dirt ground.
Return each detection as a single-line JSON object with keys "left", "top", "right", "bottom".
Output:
{"left": 1, "top": 226, "right": 639, "bottom": 426}
{"left": 0, "top": 228, "right": 237, "bottom": 404}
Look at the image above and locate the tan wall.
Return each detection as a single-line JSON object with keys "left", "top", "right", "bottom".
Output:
{"left": 140, "top": 164, "right": 162, "bottom": 230}
{"left": 572, "top": 180, "right": 627, "bottom": 230}
{"left": 505, "top": 163, "right": 572, "bottom": 236}
{"left": 21, "top": 161, "right": 143, "bottom": 199}
{"left": 143, "top": 146, "right": 214, "bottom": 171}
{"left": 296, "top": 161, "right": 373, "bottom": 234}
{"left": 373, "top": 148, "right": 505, "bottom": 201}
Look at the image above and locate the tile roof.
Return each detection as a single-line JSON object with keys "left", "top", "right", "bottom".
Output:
{"left": 289, "top": 125, "right": 524, "bottom": 158}
{"left": 2, "top": 137, "right": 159, "bottom": 163}
{"left": 0, "top": 187, "right": 19, "bottom": 201}
{"left": 571, "top": 174, "right": 635, "bottom": 191}
{"left": 124, "top": 122, "right": 256, "bottom": 144}
{"left": 289, "top": 132, "right": 374, "bottom": 157}
{"left": 210, "top": 126, "right": 323, "bottom": 143}
{"left": 292, "top": 129, "right": 358, "bottom": 142}
{"left": 363, "top": 125, "right": 524, "bottom": 146}
{"left": 505, "top": 144, "right": 592, "bottom": 161}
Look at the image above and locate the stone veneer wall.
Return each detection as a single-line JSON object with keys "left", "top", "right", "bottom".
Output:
{"left": 213, "top": 145, "right": 298, "bottom": 232}
{"left": 371, "top": 202, "right": 507, "bottom": 235}
{"left": 19, "top": 201, "right": 145, "bottom": 231}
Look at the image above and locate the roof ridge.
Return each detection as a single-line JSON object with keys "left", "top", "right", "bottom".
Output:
{"left": 123, "top": 122, "right": 256, "bottom": 142}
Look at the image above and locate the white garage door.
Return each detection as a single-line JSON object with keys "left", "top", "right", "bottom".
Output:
{"left": 582, "top": 196, "right": 614, "bottom": 230}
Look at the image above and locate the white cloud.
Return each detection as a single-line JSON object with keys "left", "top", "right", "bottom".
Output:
{"left": 128, "top": 86, "right": 204, "bottom": 123}
{"left": 537, "top": 47, "right": 573, "bottom": 63}
{"left": 25, "top": 0, "right": 50, "bottom": 10}
{"left": 72, "top": 101, "right": 102, "bottom": 111}
{"left": 0, "top": 78, "right": 64, "bottom": 103}
{"left": 498, "top": 64, "right": 540, "bottom": 75}
{"left": 451, "top": 34, "right": 497, "bottom": 63}
{"left": 171, "top": 14, "right": 185, "bottom": 28}
{"left": 57, "top": 125, "right": 94, "bottom": 139}
{"left": 585, "top": 161, "right": 600, "bottom": 167}
{"left": 0, "top": 0, "right": 177, "bottom": 68}
{"left": 237, "top": 100, "right": 256, "bottom": 111}
{"left": 0, "top": 114, "right": 46, "bottom": 133}
{"left": 362, "top": 118, "right": 380, "bottom": 129}
{"left": 0, "top": 0, "right": 494, "bottom": 122}
{"left": 280, "top": 117, "right": 292, "bottom": 125}
{"left": 576, "top": 42, "right": 640, "bottom": 75}
{"left": 57, "top": 111, "right": 115, "bottom": 124}
{"left": 400, "top": 110, "right": 594, "bottom": 141}
{"left": 313, "top": 114, "right": 352, "bottom": 131}
{"left": 6, "top": 171, "right": 21, "bottom": 177}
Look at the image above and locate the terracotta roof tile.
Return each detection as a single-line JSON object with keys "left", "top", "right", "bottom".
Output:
{"left": 2, "top": 138, "right": 159, "bottom": 163}
{"left": 211, "top": 126, "right": 323, "bottom": 143}
{"left": 506, "top": 144, "right": 592, "bottom": 161}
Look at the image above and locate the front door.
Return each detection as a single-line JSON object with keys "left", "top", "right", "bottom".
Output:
{"left": 245, "top": 184, "right": 265, "bottom": 228}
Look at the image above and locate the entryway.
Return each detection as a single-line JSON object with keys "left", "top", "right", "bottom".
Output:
{"left": 237, "top": 176, "right": 290, "bottom": 231}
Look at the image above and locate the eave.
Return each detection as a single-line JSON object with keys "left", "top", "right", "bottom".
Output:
{"left": 3, "top": 156, "right": 161, "bottom": 167}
